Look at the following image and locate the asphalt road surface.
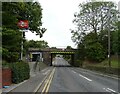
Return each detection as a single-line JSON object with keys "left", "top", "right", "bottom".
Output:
{"left": 3, "top": 57, "right": 119, "bottom": 93}
{"left": 50, "top": 57, "right": 119, "bottom": 93}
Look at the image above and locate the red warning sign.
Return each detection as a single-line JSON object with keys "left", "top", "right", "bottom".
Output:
{"left": 17, "top": 20, "right": 29, "bottom": 29}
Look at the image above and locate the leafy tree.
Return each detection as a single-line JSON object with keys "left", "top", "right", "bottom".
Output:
{"left": 111, "top": 21, "right": 120, "bottom": 55}
{"left": 24, "top": 40, "right": 49, "bottom": 52}
{"left": 66, "top": 46, "right": 73, "bottom": 50}
{"left": 83, "top": 32, "right": 106, "bottom": 62}
{"left": 74, "top": 43, "right": 85, "bottom": 61}
{"left": 71, "top": 1, "right": 118, "bottom": 44}
{"left": 2, "top": 2, "right": 46, "bottom": 62}
{"left": 86, "top": 42, "right": 106, "bottom": 62}
{"left": 2, "top": 2, "right": 46, "bottom": 37}
{"left": 2, "top": 28, "right": 22, "bottom": 62}
{"left": 71, "top": 1, "right": 119, "bottom": 63}
{"left": 51, "top": 47, "right": 57, "bottom": 49}
{"left": 98, "top": 30, "right": 108, "bottom": 53}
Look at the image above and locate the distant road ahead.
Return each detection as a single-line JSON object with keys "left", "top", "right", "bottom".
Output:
{"left": 52, "top": 57, "right": 70, "bottom": 67}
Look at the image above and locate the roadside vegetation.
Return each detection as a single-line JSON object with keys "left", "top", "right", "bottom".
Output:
{"left": 2, "top": 1, "right": 47, "bottom": 84}
{"left": 71, "top": 1, "right": 120, "bottom": 76}
{"left": 84, "top": 56, "right": 119, "bottom": 68}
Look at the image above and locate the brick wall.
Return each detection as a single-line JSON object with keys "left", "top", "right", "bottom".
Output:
{"left": 2, "top": 68, "right": 12, "bottom": 87}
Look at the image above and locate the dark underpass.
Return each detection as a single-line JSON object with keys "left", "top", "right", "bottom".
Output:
{"left": 50, "top": 52, "right": 75, "bottom": 67}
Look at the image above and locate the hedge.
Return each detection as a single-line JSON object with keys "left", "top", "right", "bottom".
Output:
{"left": 2, "top": 61, "right": 30, "bottom": 84}
{"left": 10, "top": 61, "right": 30, "bottom": 83}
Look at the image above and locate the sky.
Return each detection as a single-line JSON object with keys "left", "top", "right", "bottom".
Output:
{"left": 25, "top": 0, "right": 119, "bottom": 49}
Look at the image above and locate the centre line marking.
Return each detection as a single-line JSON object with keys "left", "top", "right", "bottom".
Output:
{"left": 46, "top": 67, "right": 56, "bottom": 92}
{"left": 79, "top": 74, "right": 92, "bottom": 81}
{"left": 41, "top": 67, "right": 56, "bottom": 93}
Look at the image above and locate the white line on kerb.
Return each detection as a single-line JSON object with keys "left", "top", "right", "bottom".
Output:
{"left": 79, "top": 74, "right": 92, "bottom": 81}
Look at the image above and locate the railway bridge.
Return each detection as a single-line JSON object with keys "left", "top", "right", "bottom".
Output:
{"left": 28, "top": 48, "right": 76, "bottom": 66}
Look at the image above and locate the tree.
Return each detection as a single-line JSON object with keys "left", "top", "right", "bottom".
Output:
{"left": 71, "top": 1, "right": 118, "bottom": 44}
{"left": 111, "top": 21, "right": 120, "bottom": 55}
{"left": 2, "top": 28, "right": 22, "bottom": 62}
{"left": 2, "top": 2, "right": 46, "bottom": 37}
{"left": 66, "top": 46, "right": 73, "bottom": 50}
{"left": 2, "top": 2, "right": 46, "bottom": 62}
{"left": 24, "top": 40, "right": 49, "bottom": 51}
{"left": 71, "top": 1, "right": 119, "bottom": 63}
{"left": 83, "top": 32, "right": 106, "bottom": 62}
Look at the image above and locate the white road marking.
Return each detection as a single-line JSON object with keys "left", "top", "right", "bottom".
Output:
{"left": 107, "top": 88, "right": 116, "bottom": 93}
{"left": 72, "top": 70, "right": 76, "bottom": 74}
{"left": 103, "top": 88, "right": 120, "bottom": 94}
{"left": 79, "top": 74, "right": 92, "bottom": 81}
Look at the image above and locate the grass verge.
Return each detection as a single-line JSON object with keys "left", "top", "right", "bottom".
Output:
{"left": 81, "top": 56, "right": 120, "bottom": 77}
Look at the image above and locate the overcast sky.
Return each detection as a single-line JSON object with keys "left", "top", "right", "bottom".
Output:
{"left": 25, "top": 0, "right": 119, "bottom": 48}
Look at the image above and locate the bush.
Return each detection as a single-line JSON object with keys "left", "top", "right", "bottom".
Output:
{"left": 10, "top": 61, "right": 30, "bottom": 84}
{"left": 86, "top": 42, "right": 106, "bottom": 62}
{"left": 2, "top": 60, "right": 10, "bottom": 68}
{"left": 74, "top": 60, "right": 83, "bottom": 67}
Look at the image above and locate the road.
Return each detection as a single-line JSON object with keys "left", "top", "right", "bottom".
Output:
{"left": 49, "top": 57, "right": 119, "bottom": 93}
{"left": 3, "top": 57, "right": 119, "bottom": 93}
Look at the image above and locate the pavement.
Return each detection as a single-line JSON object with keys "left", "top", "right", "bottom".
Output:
{"left": 2, "top": 61, "right": 49, "bottom": 93}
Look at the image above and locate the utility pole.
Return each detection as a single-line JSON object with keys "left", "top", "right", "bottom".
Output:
{"left": 108, "top": 8, "right": 111, "bottom": 68}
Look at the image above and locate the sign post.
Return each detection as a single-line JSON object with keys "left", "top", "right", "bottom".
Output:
{"left": 17, "top": 20, "right": 29, "bottom": 60}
